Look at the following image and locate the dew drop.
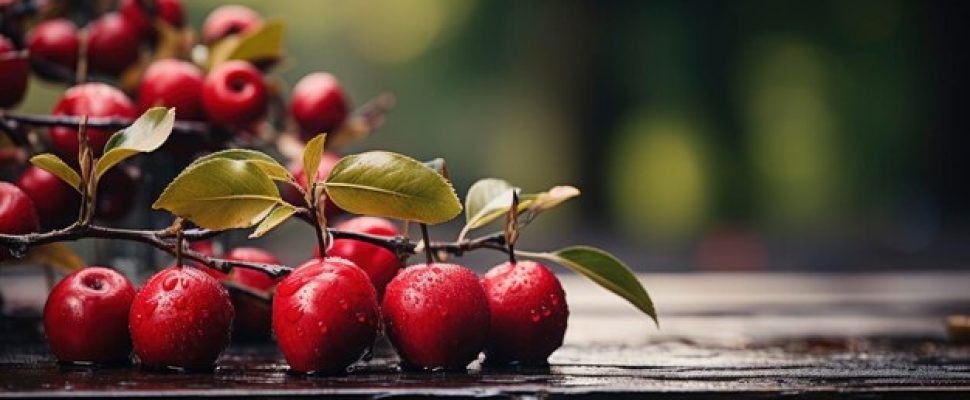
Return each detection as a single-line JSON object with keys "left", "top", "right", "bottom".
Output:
{"left": 162, "top": 276, "right": 179, "bottom": 291}
{"left": 530, "top": 309, "right": 541, "bottom": 323}
{"left": 549, "top": 294, "right": 559, "bottom": 305}
{"left": 542, "top": 307, "right": 552, "bottom": 317}
{"left": 338, "top": 298, "right": 349, "bottom": 310}
{"left": 318, "top": 322, "right": 329, "bottom": 335}
{"left": 356, "top": 313, "right": 367, "bottom": 323}
{"left": 285, "top": 304, "right": 303, "bottom": 323}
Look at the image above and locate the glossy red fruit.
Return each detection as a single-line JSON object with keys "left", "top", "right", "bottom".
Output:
{"left": 129, "top": 265, "right": 234, "bottom": 370}
{"left": 201, "top": 60, "right": 267, "bottom": 127}
{"left": 201, "top": 4, "right": 262, "bottom": 44}
{"left": 44, "top": 267, "right": 136, "bottom": 364}
{"left": 273, "top": 257, "right": 380, "bottom": 374}
{"left": 137, "top": 59, "right": 205, "bottom": 121}
{"left": 0, "top": 35, "right": 29, "bottom": 108}
{"left": 86, "top": 12, "right": 141, "bottom": 76}
{"left": 290, "top": 72, "right": 350, "bottom": 142}
{"left": 481, "top": 261, "right": 568, "bottom": 365}
{"left": 382, "top": 263, "right": 490, "bottom": 370}
{"left": 286, "top": 152, "right": 341, "bottom": 216}
{"left": 15, "top": 165, "right": 80, "bottom": 229}
{"left": 224, "top": 247, "right": 279, "bottom": 339}
{"left": 50, "top": 83, "right": 137, "bottom": 163}
{"left": 0, "top": 182, "right": 40, "bottom": 259}
{"left": 120, "top": 0, "right": 185, "bottom": 34}
{"left": 26, "top": 19, "right": 79, "bottom": 73}
{"left": 318, "top": 217, "right": 402, "bottom": 295}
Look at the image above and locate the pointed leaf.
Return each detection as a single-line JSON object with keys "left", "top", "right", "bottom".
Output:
{"left": 527, "top": 246, "right": 657, "bottom": 325}
{"left": 95, "top": 107, "right": 175, "bottom": 181}
{"left": 302, "top": 133, "right": 327, "bottom": 186}
{"left": 249, "top": 204, "right": 297, "bottom": 238}
{"left": 519, "top": 185, "right": 580, "bottom": 225}
{"left": 323, "top": 151, "right": 461, "bottom": 224}
{"left": 153, "top": 158, "right": 287, "bottom": 230}
{"left": 193, "top": 149, "right": 292, "bottom": 182}
{"left": 207, "top": 19, "right": 284, "bottom": 69}
{"left": 30, "top": 154, "right": 81, "bottom": 192}
{"left": 464, "top": 178, "right": 512, "bottom": 222}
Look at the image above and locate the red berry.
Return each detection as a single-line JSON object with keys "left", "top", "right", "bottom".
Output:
{"left": 15, "top": 165, "right": 80, "bottom": 229}
{"left": 382, "top": 263, "right": 490, "bottom": 370}
{"left": 290, "top": 72, "right": 350, "bottom": 142}
{"left": 0, "top": 34, "right": 29, "bottom": 108}
{"left": 319, "top": 217, "right": 402, "bottom": 295}
{"left": 0, "top": 182, "right": 39, "bottom": 259}
{"left": 481, "top": 261, "right": 568, "bottom": 365}
{"left": 137, "top": 59, "right": 205, "bottom": 121}
{"left": 201, "top": 5, "right": 262, "bottom": 44}
{"left": 26, "top": 19, "right": 79, "bottom": 74}
{"left": 129, "top": 265, "right": 234, "bottom": 370}
{"left": 273, "top": 257, "right": 380, "bottom": 374}
{"left": 44, "top": 267, "right": 135, "bottom": 364}
{"left": 50, "top": 83, "right": 137, "bottom": 163}
{"left": 224, "top": 247, "right": 279, "bottom": 339}
{"left": 86, "top": 12, "right": 142, "bottom": 76}
{"left": 120, "top": 0, "right": 185, "bottom": 34}
{"left": 286, "top": 152, "right": 341, "bottom": 216}
{"left": 201, "top": 60, "right": 267, "bottom": 127}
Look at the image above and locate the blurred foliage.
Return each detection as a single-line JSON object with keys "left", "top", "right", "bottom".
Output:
{"left": 14, "top": 0, "right": 968, "bottom": 270}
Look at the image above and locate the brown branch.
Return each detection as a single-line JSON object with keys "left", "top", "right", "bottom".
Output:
{"left": 0, "top": 223, "right": 508, "bottom": 279}
{"left": 0, "top": 111, "right": 210, "bottom": 135}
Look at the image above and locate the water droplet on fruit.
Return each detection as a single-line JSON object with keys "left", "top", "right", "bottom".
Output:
{"left": 318, "top": 322, "right": 329, "bottom": 334}
{"left": 162, "top": 276, "right": 179, "bottom": 291}
{"left": 338, "top": 298, "right": 348, "bottom": 310}
{"left": 285, "top": 304, "right": 303, "bottom": 323}
{"left": 431, "top": 266, "right": 441, "bottom": 274}
{"left": 530, "top": 309, "right": 541, "bottom": 323}
{"left": 438, "top": 307, "right": 449, "bottom": 317}
{"left": 356, "top": 313, "right": 367, "bottom": 323}
{"left": 542, "top": 307, "right": 552, "bottom": 317}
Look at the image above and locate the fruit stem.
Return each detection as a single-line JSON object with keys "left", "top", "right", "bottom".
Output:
{"left": 420, "top": 223, "right": 434, "bottom": 265}
{"left": 505, "top": 191, "right": 520, "bottom": 264}
{"left": 174, "top": 219, "right": 184, "bottom": 266}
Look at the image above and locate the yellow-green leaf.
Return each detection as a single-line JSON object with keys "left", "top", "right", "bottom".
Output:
{"left": 249, "top": 204, "right": 297, "bottom": 238}
{"left": 525, "top": 246, "right": 657, "bottom": 325}
{"left": 95, "top": 107, "right": 175, "bottom": 181}
{"left": 30, "top": 154, "right": 81, "bottom": 192}
{"left": 207, "top": 19, "right": 284, "bottom": 69}
{"left": 193, "top": 149, "right": 292, "bottom": 182}
{"left": 153, "top": 158, "right": 288, "bottom": 230}
{"left": 324, "top": 151, "right": 462, "bottom": 225}
{"left": 302, "top": 133, "right": 327, "bottom": 186}
{"left": 24, "top": 243, "right": 84, "bottom": 273}
{"left": 423, "top": 158, "right": 451, "bottom": 181}
{"left": 459, "top": 178, "right": 536, "bottom": 241}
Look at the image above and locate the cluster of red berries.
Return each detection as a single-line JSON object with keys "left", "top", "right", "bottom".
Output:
{"left": 1, "top": 2, "right": 352, "bottom": 227}
{"left": 41, "top": 215, "right": 569, "bottom": 373}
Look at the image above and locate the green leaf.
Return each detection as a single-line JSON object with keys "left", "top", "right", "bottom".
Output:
{"left": 153, "top": 158, "right": 288, "bottom": 230}
{"left": 249, "top": 204, "right": 297, "bottom": 238}
{"left": 324, "top": 151, "right": 462, "bottom": 224}
{"left": 29, "top": 154, "right": 81, "bottom": 192}
{"left": 302, "top": 133, "right": 327, "bottom": 186}
{"left": 207, "top": 19, "right": 284, "bottom": 69}
{"left": 193, "top": 149, "right": 292, "bottom": 182}
{"left": 519, "top": 185, "right": 580, "bottom": 224}
{"left": 95, "top": 107, "right": 175, "bottom": 181}
{"left": 525, "top": 246, "right": 658, "bottom": 325}
{"left": 459, "top": 178, "right": 536, "bottom": 240}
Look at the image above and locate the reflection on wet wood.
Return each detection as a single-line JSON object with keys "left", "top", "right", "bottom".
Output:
{"left": 2, "top": 273, "right": 970, "bottom": 398}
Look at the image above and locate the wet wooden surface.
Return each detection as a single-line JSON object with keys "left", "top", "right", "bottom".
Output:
{"left": 2, "top": 272, "right": 970, "bottom": 398}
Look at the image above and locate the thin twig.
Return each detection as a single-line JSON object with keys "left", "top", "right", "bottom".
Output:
{"left": 0, "top": 112, "right": 210, "bottom": 135}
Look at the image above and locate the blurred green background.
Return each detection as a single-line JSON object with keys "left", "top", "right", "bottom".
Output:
{"left": 13, "top": 0, "right": 970, "bottom": 272}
